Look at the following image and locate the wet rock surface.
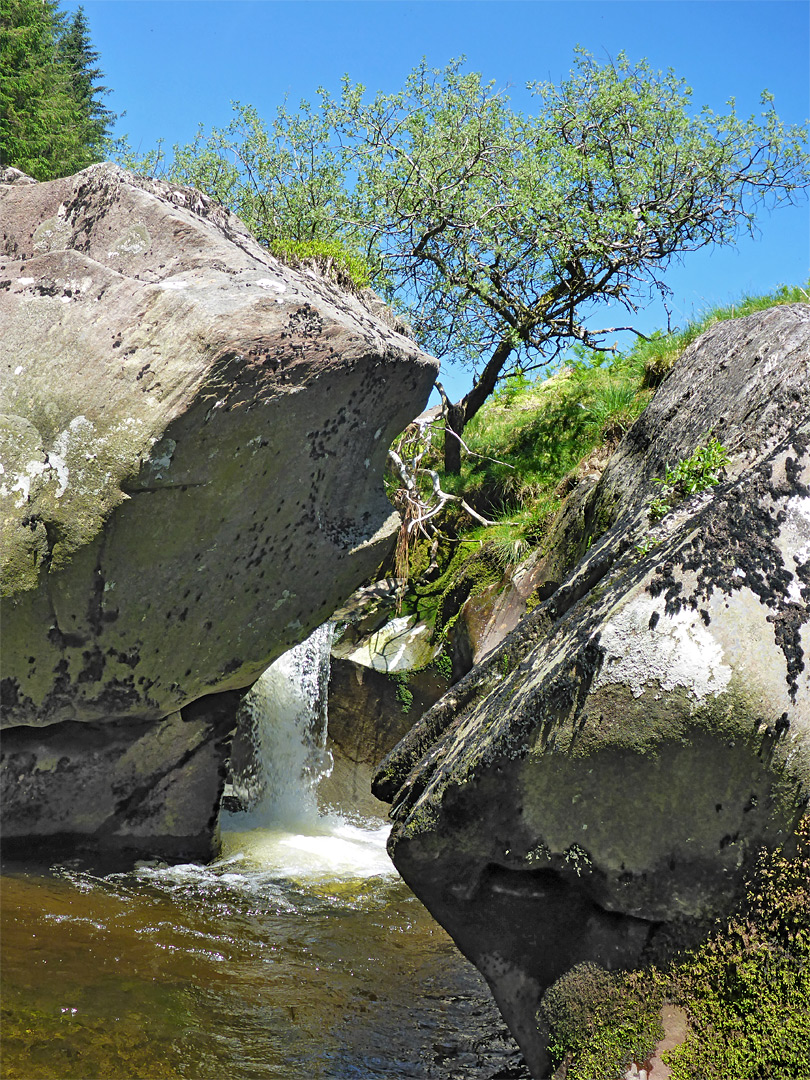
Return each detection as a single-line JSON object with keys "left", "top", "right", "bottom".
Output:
{"left": 373, "top": 305, "right": 810, "bottom": 1077}
{"left": 0, "top": 163, "right": 436, "bottom": 855}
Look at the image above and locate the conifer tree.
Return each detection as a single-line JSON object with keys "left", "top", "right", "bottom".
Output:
{"left": 57, "top": 5, "right": 116, "bottom": 161}
{"left": 0, "top": 0, "right": 115, "bottom": 180}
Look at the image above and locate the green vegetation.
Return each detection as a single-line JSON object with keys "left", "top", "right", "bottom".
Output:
{"left": 542, "top": 963, "right": 664, "bottom": 1079}
{"left": 119, "top": 55, "right": 809, "bottom": 471}
{"left": 664, "top": 814, "right": 810, "bottom": 1079}
{"left": 0, "top": 0, "right": 116, "bottom": 180}
{"left": 648, "top": 438, "right": 731, "bottom": 522}
{"left": 387, "top": 285, "right": 806, "bottom": 640}
{"left": 430, "top": 650, "right": 454, "bottom": 681}
{"left": 390, "top": 672, "right": 414, "bottom": 713}
{"left": 542, "top": 816, "right": 810, "bottom": 1079}
{"left": 638, "top": 282, "right": 810, "bottom": 387}
{"left": 265, "top": 237, "right": 372, "bottom": 291}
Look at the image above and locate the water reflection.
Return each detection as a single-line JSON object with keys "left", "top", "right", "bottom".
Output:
{"left": 1, "top": 820, "right": 528, "bottom": 1080}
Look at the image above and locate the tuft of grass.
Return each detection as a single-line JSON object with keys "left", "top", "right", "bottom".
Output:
{"left": 267, "top": 237, "right": 372, "bottom": 289}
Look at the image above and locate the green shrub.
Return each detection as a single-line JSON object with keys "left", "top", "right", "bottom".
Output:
{"left": 542, "top": 963, "right": 664, "bottom": 1079}
{"left": 664, "top": 816, "right": 810, "bottom": 1079}
{"left": 648, "top": 437, "right": 731, "bottom": 521}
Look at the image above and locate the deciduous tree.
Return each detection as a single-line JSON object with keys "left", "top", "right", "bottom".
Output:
{"left": 141, "top": 52, "right": 810, "bottom": 472}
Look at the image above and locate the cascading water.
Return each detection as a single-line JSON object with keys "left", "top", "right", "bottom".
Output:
{"left": 0, "top": 622, "right": 529, "bottom": 1079}
{"left": 222, "top": 622, "right": 335, "bottom": 829}
{"left": 218, "top": 623, "right": 395, "bottom": 880}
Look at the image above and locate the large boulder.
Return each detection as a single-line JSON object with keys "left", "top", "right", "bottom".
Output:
{"left": 373, "top": 304, "right": 810, "bottom": 1077}
{"left": 0, "top": 163, "right": 437, "bottom": 858}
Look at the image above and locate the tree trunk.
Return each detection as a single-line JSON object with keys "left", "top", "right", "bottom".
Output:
{"left": 443, "top": 336, "right": 514, "bottom": 474}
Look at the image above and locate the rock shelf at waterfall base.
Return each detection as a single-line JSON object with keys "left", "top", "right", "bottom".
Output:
{"left": 373, "top": 303, "right": 810, "bottom": 1078}
{"left": 0, "top": 163, "right": 437, "bottom": 860}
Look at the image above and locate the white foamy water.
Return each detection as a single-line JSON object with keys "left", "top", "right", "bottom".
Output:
{"left": 218, "top": 622, "right": 396, "bottom": 883}
{"left": 1, "top": 628, "right": 528, "bottom": 1080}
{"left": 220, "top": 816, "right": 396, "bottom": 881}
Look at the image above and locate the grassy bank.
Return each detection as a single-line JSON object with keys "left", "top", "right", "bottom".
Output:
{"left": 445, "top": 282, "right": 808, "bottom": 548}
{"left": 391, "top": 283, "right": 808, "bottom": 638}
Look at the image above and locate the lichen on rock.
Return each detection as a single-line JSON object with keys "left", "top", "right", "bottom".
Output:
{"left": 373, "top": 304, "right": 810, "bottom": 1078}
{"left": 0, "top": 163, "right": 437, "bottom": 857}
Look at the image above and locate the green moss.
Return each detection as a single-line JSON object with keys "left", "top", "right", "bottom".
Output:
{"left": 541, "top": 963, "right": 664, "bottom": 1079}
{"left": 430, "top": 650, "right": 454, "bottom": 681}
{"left": 390, "top": 671, "right": 414, "bottom": 713}
{"left": 663, "top": 815, "right": 810, "bottom": 1080}
{"left": 542, "top": 818, "right": 810, "bottom": 1080}
{"left": 400, "top": 539, "right": 503, "bottom": 641}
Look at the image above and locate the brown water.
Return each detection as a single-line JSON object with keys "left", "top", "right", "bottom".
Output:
{"left": 0, "top": 820, "right": 529, "bottom": 1080}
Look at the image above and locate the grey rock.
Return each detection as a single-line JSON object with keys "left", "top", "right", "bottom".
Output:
{"left": 0, "top": 163, "right": 436, "bottom": 856}
{"left": 373, "top": 304, "right": 810, "bottom": 1078}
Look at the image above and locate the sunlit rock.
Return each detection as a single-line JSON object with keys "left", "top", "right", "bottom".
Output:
{"left": 0, "top": 163, "right": 436, "bottom": 857}
{"left": 373, "top": 304, "right": 810, "bottom": 1077}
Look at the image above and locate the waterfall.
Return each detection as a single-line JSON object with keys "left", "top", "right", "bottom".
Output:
{"left": 221, "top": 622, "right": 335, "bottom": 831}
{"left": 218, "top": 622, "right": 393, "bottom": 879}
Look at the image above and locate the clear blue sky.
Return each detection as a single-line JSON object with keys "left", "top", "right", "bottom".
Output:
{"left": 66, "top": 0, "right": 809, "bottom": 400}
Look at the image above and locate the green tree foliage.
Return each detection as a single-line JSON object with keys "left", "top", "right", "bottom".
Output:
{"left": 129, "top": 52, "right": 810, "bottom": 471}
{"left": 0, "top": 0, "right": 116, "bottom": 180}
{"left": 57, "top": 5, "right": 116, "bottom": 161}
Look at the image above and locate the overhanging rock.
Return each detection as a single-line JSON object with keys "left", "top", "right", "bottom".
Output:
{"left": 0, "top": 163, "right": 437, "bottom": 857}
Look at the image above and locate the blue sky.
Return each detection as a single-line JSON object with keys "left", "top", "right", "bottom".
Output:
{"left": 66, "top": 0, "right": 809, "bottom": 400}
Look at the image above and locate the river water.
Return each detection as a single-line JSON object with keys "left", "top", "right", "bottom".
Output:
{"left": 0, "top": 630, "right": 529, "bottom": 1080}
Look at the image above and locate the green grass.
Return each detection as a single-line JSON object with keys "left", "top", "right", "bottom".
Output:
{"left": 390, "top": 282, "right": 808, "bottom": 637}
{"left": 633, "top": 282, "right": 809, "bottom": 387}
{"left": 267, "top": 236, "right": 373, "bottom": 289}
{"left": 438, "top": 281, "right": 806, "bottom": 545}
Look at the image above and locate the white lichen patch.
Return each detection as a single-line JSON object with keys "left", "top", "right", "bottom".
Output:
{"left": 593, "top": 593, "right": 732, "bottom": 701}
{"left": 143, "top": 437, "right": 176, "bottom": 479}
{"left": 32, "top": 213, "right": 72, "bottom": 253}
{"left": 255, "top": 278, "right": 286, "bottom": 294}
{"left": 777, "top": 493, "right": 810, "bottom": 604}
{"left": 273, "top": 589, "right": 294, "bottom": 611}
{"left": 47, "top": 452, "right": 69, "bottom": 496}
{"left": 110, "top": 224, "right": 151, "bottom": 257}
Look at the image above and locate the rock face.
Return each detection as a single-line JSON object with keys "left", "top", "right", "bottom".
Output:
{"left": 373, "top": 305, "right": 810, "bottom": 1078}
{"left": 321, "top": 658, "right": 448, "bottom": 818}
{"left": 315, "top": 580, "right": 452, "bottom": 818}
{"left": 0, "top": 163, "right": 437, "bottom": 857}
